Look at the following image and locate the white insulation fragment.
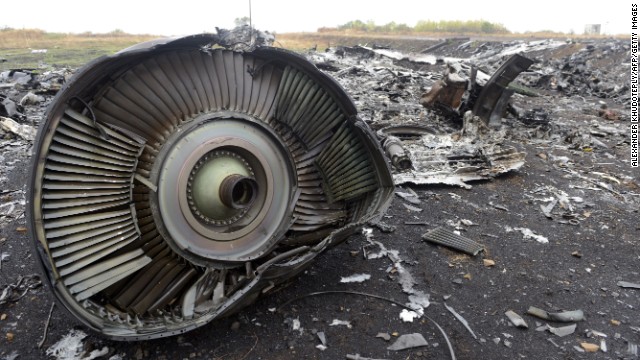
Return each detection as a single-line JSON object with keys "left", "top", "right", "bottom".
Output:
{"left": 340, "top": 273, "right": 371, "bottom": 283}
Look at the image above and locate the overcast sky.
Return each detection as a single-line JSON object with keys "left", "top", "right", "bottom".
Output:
{"left": 1, "top": 0, "right": 631, "bottom": 36}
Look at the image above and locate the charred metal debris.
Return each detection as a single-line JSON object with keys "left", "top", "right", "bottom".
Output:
{"left": 1, "top": 28, "right": 634, "bottom": 348}
{"left": 27, "top": 32, "right": 394, "bottom": 339}
{"left": 306, "top": 38, "right": 632, "bottom": 189}
{"left": 308, "top": 43, "right": 537, "bottom": 188}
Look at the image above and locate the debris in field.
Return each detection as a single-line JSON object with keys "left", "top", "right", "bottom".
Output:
{"left": 2, "top": 28, "right": 637, "bottom": 359}
{"left": 6, "top": 332, "right": 14, "bottom": 341}
{"left": 46, "top": 329, "right": 88, "bottom": 360}
{"left": 506, "top": 227, "right": 549, "bottom": 244}
{"left": 617, "top": 281, "right": 640, "bottom": 289}
{"left": 387, "top": 333, "right": 429, "bottom": 351}
{"left": 0, "top": 96, "right": 20, "bottom": 118}
{"left": 393, "top": 121, "right": 526, "bottom": 188}
{"left": 284, "top": 317, "right": 303, "bottom": 334}
{"left": 363, "top": 228, "right": 431, "bottom": 316}
{"left": 330, "top": 319, "right": 352, "bottom": 329}
{"left": 376, "top": 333, "right": 391, "bottom": 341}
{"left": 399, "top": 309, "right": 419, "bottom": 323}
{"left": 505, "top": 310, "right": 528, "bottom": 328}
{"left": 316, "top": 344, "right": 327, "bottom": 351}
{"left": 0, "top": 117, "right": 36, "bottom": 141}
{"left": 422, "top": 227, "right": 484, "bottom": 255}
{"left": 585, "top": 329, "right": 607, "bottom": 338}
{"left": 2, "top": 351, "right": 19, "bottom": 360}
{"left": 628, "top": 343, "right": 638, "bottom": 357}
{"left": 346, "top": 354, "right": 389, "bottom": 360}
{"left": 540, "top": 200, "right": 557, "bottom": 219}
{"left": 420, "top": 62, "right": 468, "bottom": 111}
{"left": 402, "top": 203, "right": 423, "bottom": 212}
{"left": 472, "top": 54, "right": 534, "bottom": 127}
{"left": 444, "top": 302, "right": 477, "bottom": 339}
{"left": 19, "top": 91, "right": 44, "bottom": 106}
{"left": 216, "top": 25, "right": 275, "bottom": 51}
{"left": 527, "top": 306, "right": 585, "bottom": 322}
{"left": 38, "top": 303, "right": 55, "bottom": 349}
{"left": 536, "top": 323, "right": 577, "bottom": 337}
{"left": 580, "top": 342, "right": 599, "bottom": 352}
{"left": 340, "top": 274, "right": 371, "bottom": 283}
{"left": 483, "top": 259, "right": 496, "bottom": 267}
{"left": 317, "top": 331, "right": 326, "bottom": 346}
{"left": 0, "top": 274, "right": 42, "bottom": 305}
{"left": 382, "top": 136, "right": 412, "bottom": 170}
{"left": 394, "top": 189, "right": 421, "bottom": 204}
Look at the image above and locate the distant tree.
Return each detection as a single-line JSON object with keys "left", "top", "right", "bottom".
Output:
{"left": 109, "top": 29, "right": 126, "bottom": 36}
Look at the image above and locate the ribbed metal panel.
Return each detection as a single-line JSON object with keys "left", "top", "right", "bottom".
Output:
{"left": 315, "top": 122, "right": 379, "bottom": 202}
{"left": 42, "top": 109, "right": 150, "bottom": 303}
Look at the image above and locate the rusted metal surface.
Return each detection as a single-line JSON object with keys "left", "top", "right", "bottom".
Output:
{"left": 28, "top": 33, "right": 393, "bottom": 340}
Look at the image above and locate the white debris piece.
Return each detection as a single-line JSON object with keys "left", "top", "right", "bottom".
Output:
{"left": 505, "top": 310, "right": 529, "bottom": 328}
{"left": 340, "top": 273, "right": 371, "bottom": 283}
{"left": 1, "top": 117, "right": 36, "bottom": 141}
{"left": 536, "top": 323, "right": 577, "bottom": 337}
{"left": 329, "top": 319, "right": 352, "bottom": 328}
{"left": 399, "top": 309, "right": 419, "bottom": 322}
{"left": 46, "top": 329, "right": 88, "bottom": 360}
{"left": 292, "top": 318, "right": 301, "bottom": 331}
{"left": 362, "top": 228, "right": 430, "bottom": 317}
{"left": 85, "top": 347, "right": 109, "bottom": 360}
{"left": 506, "top": 226, "right": 549, "bottom": 244}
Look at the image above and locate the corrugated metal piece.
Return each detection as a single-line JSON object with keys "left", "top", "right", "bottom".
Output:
{"left": 422, "top": 227, "right": 485, "bottom": 256}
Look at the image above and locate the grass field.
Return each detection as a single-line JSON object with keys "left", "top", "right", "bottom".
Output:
{"left": 0, "top": 29, "right": 158, "bottom": 70}
{"left": 0, "top": 28, "right": 626, "bottom": 71}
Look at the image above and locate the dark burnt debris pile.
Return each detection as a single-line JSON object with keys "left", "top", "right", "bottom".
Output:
{"left": 1, "top": 32, "right": 638, "bottom": 359}
{"left": 308, "top": 38, "right": 634, "bottom": 189}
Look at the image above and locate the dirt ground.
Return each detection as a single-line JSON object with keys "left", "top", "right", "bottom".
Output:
{"left": 0, "top": 34, "right": 638, "bottom": 360}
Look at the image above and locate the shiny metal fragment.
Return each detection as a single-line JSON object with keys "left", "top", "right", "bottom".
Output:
{"left": 387, "top": 333, "right": 429, "bottom": 351}
{"left": 28, "top": 33, "right": 393, "bottom": 340}
{"left": 536, "top": 323, "right": 577, "bottom": 337}
{"left": 422, "top": 227, "right": 484, "bottom": 256}
{"left": 504, "top": 310, "right": 528, "bottom": 329}
{"left": 527, "top": 306, "right": 585, "bottom": 322}
{"left": 444, "top": 302, "right": 477, "bottom": 339}
{"left": 617, "top": 281, "right": 640, "bottom": 289}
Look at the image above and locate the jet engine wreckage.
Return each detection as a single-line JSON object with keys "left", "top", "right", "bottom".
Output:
{"left": 27, "top": 33, "right": 394, "bottom": 340}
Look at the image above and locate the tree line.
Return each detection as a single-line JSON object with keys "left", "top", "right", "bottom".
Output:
{"left": 319, "top": 19, "right": 509, "bottom": 34}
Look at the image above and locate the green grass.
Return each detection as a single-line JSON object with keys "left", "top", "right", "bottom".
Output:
{"left": 0, "top": 29, "right": 158, "bottom": 70}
